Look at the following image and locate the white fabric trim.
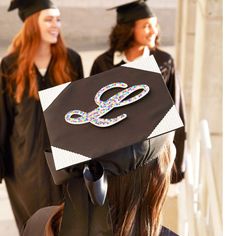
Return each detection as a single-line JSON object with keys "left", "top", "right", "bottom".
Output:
{"left": 39, "top": 82, "right": 71, "bottom": 111}
{"left": 51, "top": 146, "right": 91, "bottom": 170}
{"left": 113, "top": 46, "right": 150, "bottom": 65}
{"left": 38, "top": 68, "right": 47, "bottom": 76}
{"left": 148, "top": 105, "right": 183, "bottom": 139}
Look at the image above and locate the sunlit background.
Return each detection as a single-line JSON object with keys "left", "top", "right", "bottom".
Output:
{"left": 0, "top": 0, "right": 223, "bottom": 235}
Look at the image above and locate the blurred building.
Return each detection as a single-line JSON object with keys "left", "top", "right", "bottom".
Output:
{"left": 175, "top": 0, "right": 222, "bottom": 235}
{"left": 0, "top": 0, "right": 223, "bottom": 235}
{"left": 0, "top": 0, "right": 177, "bottom": 51}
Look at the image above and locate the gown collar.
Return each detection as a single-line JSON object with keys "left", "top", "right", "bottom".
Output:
{"left": 113, "top": 46, "right": 150, "bottom": 65}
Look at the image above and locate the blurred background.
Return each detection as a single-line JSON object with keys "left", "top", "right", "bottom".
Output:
{"left": 0, "top": 0, "right": 223, "bottom": 235}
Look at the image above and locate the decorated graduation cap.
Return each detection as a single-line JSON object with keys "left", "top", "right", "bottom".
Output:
{"left": 39, "top": 55, "right": 183, "bottom": 235}
{"left": 108, "top": 0, "right": 155, "bottom": 24}
{"left": 8, "top": 0, "right": 55, "bottom": 21}
{"left": 39, "top": 55, "right": 183, "bottom": 172}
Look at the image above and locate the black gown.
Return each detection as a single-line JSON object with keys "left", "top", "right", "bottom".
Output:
{"left": 22, "top": 204, "right": 180, "bottom": 236}
{"left": 90, "top": 48, "right": 186, "bottom": 183}
{"left": 0, "top": 48, "right": 84, "bottom": 232}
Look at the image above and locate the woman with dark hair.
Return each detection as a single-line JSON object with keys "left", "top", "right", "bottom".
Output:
{"left": 90, "top": 0, "right": 186, "bottom": 184}
{"left": 0, "top": 0, "right": 83, "bottom": 232}
{"left": 106, "top": 143, "right": 174, "bottom": 236}
{"left": 23, "top": 141, "right": 179, "bottom": 236}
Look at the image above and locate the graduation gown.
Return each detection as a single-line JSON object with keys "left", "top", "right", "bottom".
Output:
{"left": 22, "top": 204, "right": 180, "bottom": 236}
{"left": 32, "top": 55, "right": 183, "bottom": 236}
{"left": 90, "top": 48, "right": 186, "bottom": 183}
{"left": 0, "top": 48, "right": 84, "bottom": 232}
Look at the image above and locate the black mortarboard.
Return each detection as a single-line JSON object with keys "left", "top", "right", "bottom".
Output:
{"left": 108, "top": 0, "right": 155, "bottom": 24}
{"left": 38, "top": 56, "right": 184, "bottom": 235}
{"left": 39, "top": 55, "right": 183, "bottom": 172}
{"left": 8, "top": 0, "right": 55, "bottom": 21}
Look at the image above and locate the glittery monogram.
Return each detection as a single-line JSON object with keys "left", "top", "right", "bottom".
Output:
{"left": 65, "top": 82, "right": 150, "bottom": 127}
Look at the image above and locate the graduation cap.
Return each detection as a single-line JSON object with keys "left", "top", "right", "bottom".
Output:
{"left": 39, "top": 55, "right": 183, "bottom": 172}
{"left": 108, "top": 0, "right": 155, "bottom": 24}
{"left": 38, "top": 56, "right": 183, "bottom": 235}
{"left": 8, "top": 0, "right": 55, "bottom": 21}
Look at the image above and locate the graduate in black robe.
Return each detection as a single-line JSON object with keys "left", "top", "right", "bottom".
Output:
{"left": 21, "top": 55, "right": 182, "bottom": 235}
{"left": 0, "top": 0, "right": 84, "bottom": 232}
{"left": 90, "top": 0, "right": 186, "bottom": 183}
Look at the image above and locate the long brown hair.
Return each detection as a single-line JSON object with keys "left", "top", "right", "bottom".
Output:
{"left": 107, "top": 145, "right": 171, "bottom": 236}
{"left": 109, "top": 23, "right": 135, "bottom": 52}
{"left": 45, "top": 145, "right": 171, "bottom": 236}
{"left": 6, "top": 11, "right": 73, "bottom": 103}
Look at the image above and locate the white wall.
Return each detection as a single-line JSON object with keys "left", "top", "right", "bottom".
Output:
{"left": 0, "top": 0, "right": 177, "bottom": 8}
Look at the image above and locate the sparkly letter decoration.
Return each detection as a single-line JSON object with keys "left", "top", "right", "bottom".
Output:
{"left": 65, "top": 82, "right": 150, "bottom": 127}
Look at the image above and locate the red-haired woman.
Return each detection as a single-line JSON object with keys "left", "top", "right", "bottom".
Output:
{"left": 0, "top": 0, "right": 83, "bottom": 232}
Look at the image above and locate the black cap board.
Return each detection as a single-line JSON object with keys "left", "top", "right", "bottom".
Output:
{"left": 108, "top": 0, "right": 155, "bottom": 24}
{"left": 39, "top": 55, "right": 183, "bottom": 171}
{"left": 8, "top": 0, "right": 55, "bottom": 21}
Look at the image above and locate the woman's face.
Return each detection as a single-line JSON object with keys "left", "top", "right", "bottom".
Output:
{"left": 133, "top": 17, "right": 158, "bottom": 48}
{"left": 38, "top": 8, "right": 61, "bottom": 45}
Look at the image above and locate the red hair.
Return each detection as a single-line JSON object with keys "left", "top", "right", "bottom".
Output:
{"left": 7, "top": 11, "right": 73, "bottom": 103}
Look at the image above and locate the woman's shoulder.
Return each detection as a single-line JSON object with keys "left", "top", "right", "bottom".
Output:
{"left": 66, "top": 48, "right": 84, "bottom": 79}
{"left": 93, "top": 49, "right": 114, "bottom": 63}
{"left": 1, "top": 52, "right": 18, "bottom": 67}
{"left": 22, "top": 205, "right": 62, "bottom": 236}
{"left": 90, "top": 49, "right": 114, "bottom": 75}
{"left": 151, "top": 48, "right": 174, "bottom": 61}
{"left": 159, "top": 226, "right": 179, "bottom": 236}
{"left": 66, "top": 48, "right": 82, "bottom": 59}
{"left": 0, "top": 52, "right": 19, "bottom": 76}
{"left": 66, "top": 48, "right": 83, "bottom": 67}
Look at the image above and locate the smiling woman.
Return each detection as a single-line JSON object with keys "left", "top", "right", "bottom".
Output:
{"left": 0, "top": 0, "right": 84, "bottom": 233}
{"left": 38, "top": 8, "right": 61, "bottom": 45}
{"left": 133, "top": 17, "right": 158, "bottom": 50}
{"left": 90, "top": 0, "right": 186, "bottom": 184}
